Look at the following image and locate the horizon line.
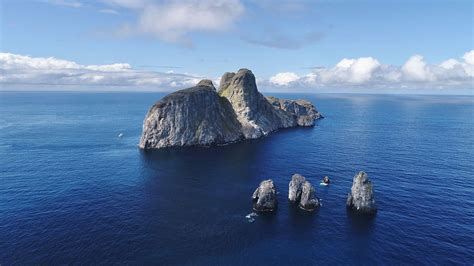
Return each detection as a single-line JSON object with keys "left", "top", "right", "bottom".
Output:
{"left": 1, "top": 89, "right": 473, "bottom": 97}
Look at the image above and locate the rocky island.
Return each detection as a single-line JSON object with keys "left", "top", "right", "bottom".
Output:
{"left": 139, "top": 69, "right": 322, "bottom": 149}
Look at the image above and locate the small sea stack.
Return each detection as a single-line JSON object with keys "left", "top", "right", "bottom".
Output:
{"left": 252, "top": 179, "right": 277, "bottom": 212}
{"left": 299, "top": 181, "right": 320, "bottom": 211}
{"left": 346, "top": 171, "right": 377, "bottom": 214}
{"left": 288, "top": 174, "right": 320, "bottom": 211}
{"left": 289, "top": 173, "right": 306, "bottom": 202}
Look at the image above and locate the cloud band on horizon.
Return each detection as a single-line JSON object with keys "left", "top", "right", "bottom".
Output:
{"left": 267, "top": 51, "right": 474, "bottom": 91}
{"left": 0, "top": 51, "right": 473, "bottom": 92}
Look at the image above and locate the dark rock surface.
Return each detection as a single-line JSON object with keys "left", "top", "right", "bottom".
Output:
{"left": 252, "top": 179, "right": 277, "bottom": 212}
{"left": 288, "top": 173, "right": 306, "bottom": 202}
{"left": 139, "top": 80, "right": 243, "bottom": 149}
{"left": 218, "top": 69, "right": 296, "bottom": 138}
{"left": 266, "top": 96, "right": 323, "bottom": 126}
{"left": 288, "top": 173, "right": 320, "bottom": 211}
{"left": 346, "top": 171, "right": 377, "bottom": 214}
{"left": 299, "top": 181, "right": 320, "bottom": 211}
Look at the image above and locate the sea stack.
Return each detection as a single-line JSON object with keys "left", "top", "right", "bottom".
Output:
{"left": 252, "top": 179, "right": 277, "bottom": 212}
{"left": 288, "top": 174, "right": 320, "bottom": 211}
{"left": 289, "top": 174, "right": 306, "bottom": 202}
{"left": 299, "top": 181, "right": 319, "bottom": 211}
{"left": 346, "top": 171, "right": 377, "bottom": 214}
{"left": 139, "top": 69, "right": 322, "bottom": 149}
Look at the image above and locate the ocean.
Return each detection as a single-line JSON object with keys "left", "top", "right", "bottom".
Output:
{"left": 1, "top": 92, "right": 473, "bottom": 264}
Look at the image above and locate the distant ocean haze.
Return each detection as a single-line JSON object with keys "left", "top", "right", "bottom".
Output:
{"left": 0, "top": 92, "right": 473, "bottom": 264}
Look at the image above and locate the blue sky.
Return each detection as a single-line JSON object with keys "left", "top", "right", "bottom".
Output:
{"left": 1, "top": 0, "right": 473, "bottom": 93}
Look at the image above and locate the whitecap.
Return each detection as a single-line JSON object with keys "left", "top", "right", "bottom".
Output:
{"left": 245, "top": 212, "right": 258, "bottom": 218}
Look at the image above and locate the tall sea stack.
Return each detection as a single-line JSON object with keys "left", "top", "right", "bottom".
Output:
{"left": 346, "top": 171, "right": 377, "bottom": 214}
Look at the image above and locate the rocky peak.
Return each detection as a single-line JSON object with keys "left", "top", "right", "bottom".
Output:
{"left": 218, "top": 72, "right": 236, "bottom": 92}
{"left": 197, "top": 79, "right": 215, "bottom": 89}
{"left": 218, "top": 68, "right": 258, "bottom": 100}
{"left": 218, "top": 69, "right": 292, "bottom": 138}
{"left": 233, "top": 68, "right": 258, "bottom": 92}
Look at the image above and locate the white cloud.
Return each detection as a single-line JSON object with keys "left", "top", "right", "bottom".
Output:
{"left": 401, "top": 55, "right": 435, "bottom": 81}
{"left": 463, "top": 50, "right": 474, "bottom": 65}
{"left": 2, "top": 51, "right": 473, "bottom": 92}
{"left": 0, "top": 53, "right": 131, "bottom": 71}
{"left": 269, "top": 72, "right": 300, "bottom": 86}
{"left": 266, "top": 50, "right": 474, "bottom": 91}
{"left": 440, "top": 59, "right": 459, "bottom": 69}
{"left": 331, "top": 57, "right": 381, "bottom": 83}
{"left": 110, "top": 0, "right": 244, "bottom": 45}
{"left": 0, "top": 53, "right": 204, "bottom": 91}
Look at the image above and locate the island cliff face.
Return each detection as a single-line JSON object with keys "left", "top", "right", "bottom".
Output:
{"left": 139, "top": 80, "right": 243, "bottom": 149}
{"left": 139, "top": 69, "right": 322, "bottom": 149}
{"left": 218, "top": 69, "right": 296, "bottom": 138}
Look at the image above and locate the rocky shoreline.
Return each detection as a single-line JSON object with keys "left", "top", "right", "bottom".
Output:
{"left": 139, "top": 68, "right": 322, "bottom": 149}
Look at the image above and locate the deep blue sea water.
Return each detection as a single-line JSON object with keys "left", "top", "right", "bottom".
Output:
{"left": 1, "top": 92, "right": 473, "bottom": 265}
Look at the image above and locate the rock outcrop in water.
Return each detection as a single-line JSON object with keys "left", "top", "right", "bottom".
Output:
{"left": 289, "top": 174, "right": 306, "bottom": 202}
{"left": 299, "top": 181, "right": 319, "bottom": 211}
{"left": 288, "top": 174, "right": 320, "bottom": 211}
{"left": 139, "top": 69, "right": 322, "bottom": 149}
{"left": 252, "top": 179, "right": 277, "bottom": 212}
{"left": 346, "top": 171, "right": 377, "bottom": 214}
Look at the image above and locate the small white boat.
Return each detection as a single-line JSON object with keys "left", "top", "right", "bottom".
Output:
{"left": 118, "top": 133, "right": 124, "bottom": 138}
